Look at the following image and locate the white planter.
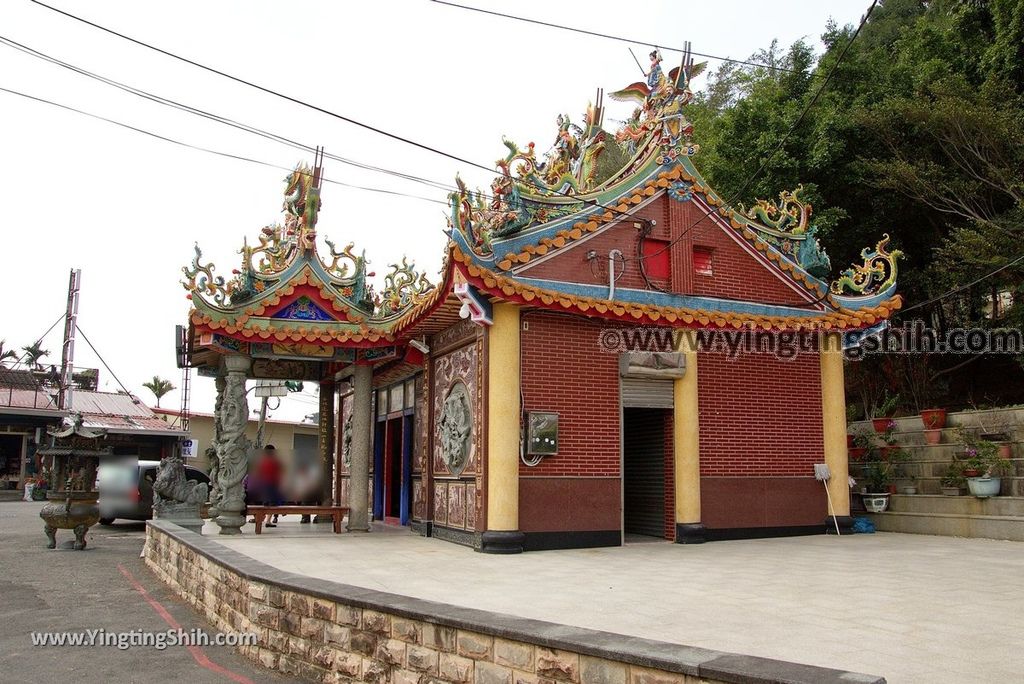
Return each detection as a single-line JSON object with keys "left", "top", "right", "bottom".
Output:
{"left": 967, "top": 477, "right": 1001, "bottom": 498}
{"left": 861, "top": 493, "right": 891, "bottom": 513}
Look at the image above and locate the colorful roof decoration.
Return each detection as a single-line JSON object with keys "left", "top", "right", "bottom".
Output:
{"left": 444, "top": 50, "right": 902, "bottom": 330}
{"left": 181, "top": 51, "right": 904, "bottom": 352}
{"left": 182, "top": 158, "right": 442, "bottom": 347}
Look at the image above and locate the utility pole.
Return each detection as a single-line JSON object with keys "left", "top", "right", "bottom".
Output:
{"left": 58, "top": 269, "right": 81, "bottom": 410}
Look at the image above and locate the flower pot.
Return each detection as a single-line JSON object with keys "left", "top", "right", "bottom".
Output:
{"left": 872, "top": 418, "right": 893, "bottom": 433}
{"left": 847, "top": 434, "right": 855, "bottom": 449}
{"left": 849, "top": 447, "right": 866, "bottom": 461}
{"left": 924, "top": 429, "right": 942, "bottom": 445}
{"left": 967, "top": 477, "right": 1001, "bottom": 498}
{"left": 861, "top": 493, "right": 891, "bottom": 512}
{"left": 998, "top": 443, "right": 1012, "bottom": 459}
{"left": 887, "top": 484, "right": 898, "bottom": 494}
{"left": 920, "top": 408, "right": 947, "bottom": 430}
{"left": 941, "top": 486, "right": 962, "bottom": 496}
{"left": 962, "top": 468, "right": 981, "bottom": 478}
{"left": 901, "top": 486, "right": 917, "bottom": 495}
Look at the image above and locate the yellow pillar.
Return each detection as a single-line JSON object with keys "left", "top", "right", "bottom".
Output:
{"left": 482, "top": 302, "right": 524, "bottom": 553}
{"left": 674, "top": 332, "right": 705, "bottom": 543}
{"left": 820, "top": 332, "right": 851, "bottom": 530}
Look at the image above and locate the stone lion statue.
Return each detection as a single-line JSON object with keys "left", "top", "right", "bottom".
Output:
{"left": 154, "top": 454, "right": 208, "bottom": 507}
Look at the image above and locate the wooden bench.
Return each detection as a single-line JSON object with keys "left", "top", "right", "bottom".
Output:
{"left": 247, "top": 505, "right": 349, "bottom": 534}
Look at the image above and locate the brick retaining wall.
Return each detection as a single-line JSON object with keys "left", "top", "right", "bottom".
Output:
{"left": 144, "top": 521, "right": 885, "bottom": 684}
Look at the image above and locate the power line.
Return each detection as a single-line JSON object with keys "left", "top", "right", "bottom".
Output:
{"left": 0, "top": 34, "right": 460, "bottom": 197}
{"left": 26, "top": 0, "right": 652, "bottom": 222}
{"left": 10, "top": 313, "right": 66, "bottom": 369}
{"left": 430, "top": 0, "right": 798, "bottom": 74}
{"left": 0, "top": 85, "right": 448, "bottom": 206}
{"left": 898, "top": 252, "right": 1024, "bottom": 315}
{"left": 27, "top": 0, "right": 499, "bottom": 173}
{"left": 74, "top": 324, "right": 136, "bottom": 399}
{"left": 27, "top": 0, "right": 881, "bottom": 314}
{"left": 625, "top": 0, "right": 880, "bottom": 272}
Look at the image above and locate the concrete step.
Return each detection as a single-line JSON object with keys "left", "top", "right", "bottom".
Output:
{"left": 864, "top": 475, "right": 1024, "bottom": 496}
{"left": 866, "top": 510, "right": 1024, "bottom": 542}
{"left": 886, "top": 494, "right": 1024, "bottom": 516}
{"left": 850, "top": 406, "right": 1024, "bottom": 437}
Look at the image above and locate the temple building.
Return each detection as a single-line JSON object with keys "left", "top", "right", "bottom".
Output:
{"left": 181, "top": 54, "right": 900, "bottom": 552}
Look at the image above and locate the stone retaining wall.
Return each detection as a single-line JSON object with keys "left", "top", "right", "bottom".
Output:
{"left": 144, "top": 521, "right": 884, "bottom": 684}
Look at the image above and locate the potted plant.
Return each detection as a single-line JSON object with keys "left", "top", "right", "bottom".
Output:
{"left": 940, "top": 460, "right": 966, "bottom": 496}
{"left": 861, "top": 460, "right": 894, "bottom": 511}
{"left": 920, "top": 407, "right": 948, "bottom": 430}
{"left": 893, "top": 451, "right": 917, "bottom": 494}
{"left": 871, "top": 393, "right": 900, "bottom": 433}
{"left": 959, "top": 430, "right": 1011, "bottom": 498}
{"left": 849, "top": 428, "right": 875, "bottom": 462}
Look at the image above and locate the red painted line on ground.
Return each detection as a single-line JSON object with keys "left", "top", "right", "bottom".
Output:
{"left": 117, "top": 563, "right": 255, "bottom": 684}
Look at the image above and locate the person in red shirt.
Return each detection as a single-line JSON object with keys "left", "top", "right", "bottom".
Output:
{"left": 255, "top": 445, "right": 284, "bottom": 527}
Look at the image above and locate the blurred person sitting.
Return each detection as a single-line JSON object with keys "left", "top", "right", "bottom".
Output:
{"left": 255, "top": 444, "right": 284, "bottom": 527}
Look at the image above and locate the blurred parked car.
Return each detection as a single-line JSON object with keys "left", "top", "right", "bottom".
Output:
{"left": 97, "top": 459, "right": 209, "bottom": 524}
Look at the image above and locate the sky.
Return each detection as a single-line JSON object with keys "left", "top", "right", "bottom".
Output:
{"left": 0, "top": 0, "right": 869, "bottom": 422}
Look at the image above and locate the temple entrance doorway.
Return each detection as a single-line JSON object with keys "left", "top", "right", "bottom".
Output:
{"left": 373, "top": 414, "right": 413, "bottom": 525}
{"left": 623, "top": 407, "right": 671, "bottom": 539}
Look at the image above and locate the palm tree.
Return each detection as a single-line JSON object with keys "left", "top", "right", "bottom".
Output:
{"left": 0, "top": 340, "right": 17, "bottom": 367}
{"left": 143, "top": 376, "right": 176, "bottom": 408}
{"left": 21, "top": 341, "right": 48, "bottom": 370}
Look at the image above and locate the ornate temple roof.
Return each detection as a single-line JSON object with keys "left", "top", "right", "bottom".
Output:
{"left": 182, "top": 51, "right": 903, "bottom": 358}
{"left": 183, "top": 159, "right": 451, "bottom": 353}
{"left": 444, "top": 50, "right": 902, "bottom": 331}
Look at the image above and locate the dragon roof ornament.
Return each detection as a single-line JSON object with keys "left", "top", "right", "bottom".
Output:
{"left": 448, "top": 50, "right": 706, "bottom": 258}
{"left": 830, "top": 234, "right": 903, "bottom": 297}
{"left": 182, "top": 161, "right": 435, "bottom": 324}
{"left": 739, "top": 185, "right": 832, "bottom": 280}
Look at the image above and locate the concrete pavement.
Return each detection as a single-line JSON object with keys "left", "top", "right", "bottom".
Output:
{"left": 0, "top": 501, "right": 294, "bottom": 684}
{"left": 214, "top": 520, "right": 1024, "bottom": 683}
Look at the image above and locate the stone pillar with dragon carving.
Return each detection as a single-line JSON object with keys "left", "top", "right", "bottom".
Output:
{"left": 207, "top": 373, "right": 226, "bottom": 518}
{"left": 215, "top": 354, "right": 251, "bottom": 535}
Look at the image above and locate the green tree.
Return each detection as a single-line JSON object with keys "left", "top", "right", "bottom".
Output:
{"left": 21, "top": 341, "right": 49, "bottom": 370}
{"left": 0, "top": 340, "right": 17, "bottom": 367}
{"left": 143, "top": 376, "right": 176, "bottom": 408}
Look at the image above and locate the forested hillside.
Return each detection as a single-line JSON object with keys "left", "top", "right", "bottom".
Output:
{"left": 688, "top": 0, "right": 1024, "bottom": 413}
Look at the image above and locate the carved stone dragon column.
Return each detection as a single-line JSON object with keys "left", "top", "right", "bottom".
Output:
{"left": 207, "top": 373, "right": 226, "bottom": 518}
{"left": 215, "top": 354, "right": 251, "bottom": 535}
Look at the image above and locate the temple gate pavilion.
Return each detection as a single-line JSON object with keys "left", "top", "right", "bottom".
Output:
{"left": 181, "top": 56, "right": 900, "bottom": 552}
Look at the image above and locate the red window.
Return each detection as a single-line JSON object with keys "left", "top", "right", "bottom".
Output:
{"left": 641, "top": 238, "right": 671, "bottom": 281}
{"left": 693, "top": 246, "right": 713, "bottom": 276}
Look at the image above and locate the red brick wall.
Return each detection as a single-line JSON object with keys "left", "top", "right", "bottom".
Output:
{"left": 680, "top": 200, "right": 805, "bottom": 304}
{"left": 519, "top": 196, "right": 671, "bottom": 291}
{"left": 514, "top": 194, "right": 811, "bottom": 307}
{"left": 697, "top": 346, "right": 823, "bottom": 477}
{"left": 520, "top": 312, "right": 620, "bottom": 477}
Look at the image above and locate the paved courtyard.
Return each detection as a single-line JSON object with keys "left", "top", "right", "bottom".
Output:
{"left": 211, "top": 520, "right": 1024, "bottom": 683}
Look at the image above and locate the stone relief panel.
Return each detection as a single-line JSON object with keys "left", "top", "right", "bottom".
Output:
{"left": 439, "top": 381, "right": 472, "bottom": 476}
{"left": 447, "top": 482, "right": 466, "bottom": 530}
{"left": 466, "top": 482, "right": 477, "bottom": 530}
{"left": 338, "top": 477, "right": 349, "bottom": 507}
{"left": 414, "top": 375, "right": 427, "bottom": 475}
{"left": 433, "top": 481, "right": 448, "bottom": 526}
{"left": 431, "top": 340, "right": 481, "bottom": 477}
{"left": 412, "top": 477, "right": 427, "bottom": 521}
{"left": 338, "top": 394, "right": 352, "bottom": 475}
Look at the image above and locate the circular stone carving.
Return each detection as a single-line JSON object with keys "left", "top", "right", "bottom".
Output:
{"left": 439, "top": 381, "right": 472, "bottom": 475}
